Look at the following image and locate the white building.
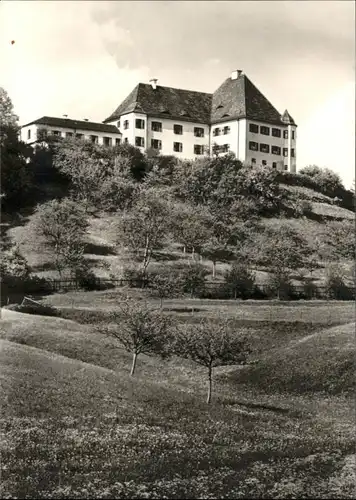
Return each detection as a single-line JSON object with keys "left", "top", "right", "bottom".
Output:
{"left": 20, "top": 116, "right": 121, "bottom": 147}
{"left": 104, "top": 70, "right": 297, "bottom": 172}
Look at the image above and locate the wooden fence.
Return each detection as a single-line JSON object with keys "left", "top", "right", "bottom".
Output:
{"left": 42, "top": 277, "right": 355, "bottom": 300}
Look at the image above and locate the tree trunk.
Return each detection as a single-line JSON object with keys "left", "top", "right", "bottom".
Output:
{"left": 130, "top": 352, "right": 138, "bottom": 376}
{"left": 192, "top": 247, "right": 195, "bottom": 260}
{"left": 207, "top": 365, "right": 213, "bottom": 404}
{"left": 212, "top": 261, "right": 216, "bottom": 279}
{"left": 183, "top": 245, "right": 186, "bottom": 255}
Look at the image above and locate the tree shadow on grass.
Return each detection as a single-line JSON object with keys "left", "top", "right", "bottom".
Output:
{"left": 84, "top": 242, "right": 117, "bottom": 256}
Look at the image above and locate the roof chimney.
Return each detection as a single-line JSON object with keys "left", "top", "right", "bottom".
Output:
{"left": 231, "top": 70, "right": 242, "bottom": 80}
{"left": 149, "top": 78, "right": 158, "bottom": 90}
{"left": 83, "top": 118, "right": 89, "bottom": 121}
{"left": 63, "top": 114, "right": 68, "bottom": 118}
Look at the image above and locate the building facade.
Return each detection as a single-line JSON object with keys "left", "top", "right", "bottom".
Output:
{"left": 104, "top": 70, "right": 297, "bottom": 172}
{"left": 20, "top": 116, "right": 121, "bottom": 147}
{"left": 20, "top": 70, "right": 297, "bottom": 172}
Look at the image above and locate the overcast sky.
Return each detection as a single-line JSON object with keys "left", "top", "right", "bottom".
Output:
{"left": 1, "top": 0, "right": 354, "bottom": 186}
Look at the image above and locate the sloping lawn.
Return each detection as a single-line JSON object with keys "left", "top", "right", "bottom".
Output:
{"left": 1, "top": 333, "right": 355, "bottom": 499}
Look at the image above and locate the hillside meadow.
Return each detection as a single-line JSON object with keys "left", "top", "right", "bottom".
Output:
{"left": 1, "top": 299, "right": 355, "bottom": 499}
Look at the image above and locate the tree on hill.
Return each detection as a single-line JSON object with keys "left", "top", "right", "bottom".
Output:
{"left": 323, "top": 220, "right": 355, "bottom": 261}
{"left": 0, "top": 87, "right": 34, "bottom": 212}
{"left": 114, "top": 187, "right": 173, "bottom": 278}
{"left": 171, "top": 202, "right": 212, "bottom": 258}
{"left": 52, "top": 138, "right": 140, "bottom": 212}
{"left": 173, "top": 318, "right": 251, "bottom": 403}
{"left": 224, "top": 260, "right": 256, "bottom": 299}
{"left": 252, "top": 225, "right": 312, "bottom": 299}
{"left": 173, "top": 153, "right": 244, "bottom": 209}
{"left": 30, "top": 198, "right": 89, "bottom": 278}
{"left": 299, "top": 165, "right": 345, "bottom": 194}
{"left": 98, "top": 298, "right": 173, "bottom": 376}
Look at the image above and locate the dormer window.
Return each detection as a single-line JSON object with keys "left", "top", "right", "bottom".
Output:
{"left": 216, "top": 104, "right": 224, "bottom": 110}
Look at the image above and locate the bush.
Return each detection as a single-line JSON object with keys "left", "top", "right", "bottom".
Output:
{"left": 224, "top": 261, "right": 256, "bottom": 299}
{"left": 177, "top": 263, "right": 208, "bottom": 298}
{"left": 325, "top": 269, "right": 355, "bottom": 300}
{"left": 265, "top": 274, "right": 296, "bottom": 300}
{"left": 302, "top": 280, "right": 321, "bottom": 300}
{"left": 121, "top": 267, "right": 148, "bottom": 288}
{"left": 74, "top": 268, "right": 99, "bottom": 291}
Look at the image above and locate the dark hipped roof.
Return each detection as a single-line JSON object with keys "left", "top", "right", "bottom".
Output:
{"left": 104, "top": 83, "right": 212, "bottom": 124}
{"left": 104, "top": 73, "right": 296, "bottom": 127}
{"left": 211, "top": 75, "right": 287, "bottom": 125}
{"left": 21, "top": 116, "right": 121, "bottom": 134}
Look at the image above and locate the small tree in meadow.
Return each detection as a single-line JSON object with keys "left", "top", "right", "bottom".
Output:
{"left": 173, "top": 319, "right": 251, "bottom": 403}
{"left": 99, "top": 298, "right": 173, "bottom": 376}
{"left": 149, "top": 272, "right": 184, "bottom": 308}
{"left": 179, "top": 262, "right": 208, "bottom": 298}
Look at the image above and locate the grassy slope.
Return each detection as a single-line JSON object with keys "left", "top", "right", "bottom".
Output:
{"left": 1, "top": 306, "right": 356, "bottom": 498}
{"left": 5, "top": 183, "right": 355, "bottom": 282}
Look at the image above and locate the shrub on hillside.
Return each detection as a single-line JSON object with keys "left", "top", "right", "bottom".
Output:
{"left": 302, "top": 280, "right": 321, "bottom": 300}
{"left": 265, "top": 273, "right": 296, "bottom": 300}
{"left": 74, "top": 267, "right": 100, "bottom": 291}
{"left": 276, "top": 169, "right": 354, "bottom": 211}
{"left": 121, "top": 267, "right": 148, "bottom": 288}
{"left": 224, "top": 261, "right": 256, "bottom": 299}
{"left": 325, "top": 267, "right": 355, "bottom": 300}
{"left": 299, "top": 165, "right": 345, "bottom": 194}
{"left": 176, "top": 262, "right": 208, "bottom": 298}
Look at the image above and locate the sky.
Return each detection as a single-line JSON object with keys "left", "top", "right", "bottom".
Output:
{"left": 1, "top": 0, "right": 354, "bottom": 187}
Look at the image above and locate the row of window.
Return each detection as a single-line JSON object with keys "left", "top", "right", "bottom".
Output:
{"left": 116, "top": 119, "right": 295, "bottom": 140}
{"left": 134, "top": 136, "right": 205, "bottom": 154}
{"left": 119, "top": 119, "right": 206, "bottom": 137}
{"left": 212, "top": 144, "right": 230, "bottom": 153}
{"left": 249, "top": 141, "right": 295, "bottom": 157}
{"left": 251, "top": 158, "right": 288, "bottom": 170}
{"left": 249, "top": 123, "right": 295, "bottom": 139}
{"left": 34, "top": 129, "right": 121, "bottom": 146}
{"left": 212, "top": 126, "right": 231, "bottom": 136}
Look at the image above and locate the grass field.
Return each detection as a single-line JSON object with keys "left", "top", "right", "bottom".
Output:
{"left": 1, "top": 298, "right": 355, "bottom": 498}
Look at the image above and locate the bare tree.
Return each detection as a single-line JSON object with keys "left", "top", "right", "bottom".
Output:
{"left": 99, "top": 298, "right": 173, "bottom": 376}
{"left": 115, "top": 188, "right": 173, "bottom": 278}
{"left": 149, "top": 272, "right": 184, "bottom": 308}
{"left": 30, "top": 198, "right": 89, "bottom": 278}
{"left": 173, "top": 318, "right": 251, "bottom": 403}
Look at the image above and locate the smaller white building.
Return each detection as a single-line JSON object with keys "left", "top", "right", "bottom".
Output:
{"left": 20, "top": 116, "right": 121, "bottom": 147}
